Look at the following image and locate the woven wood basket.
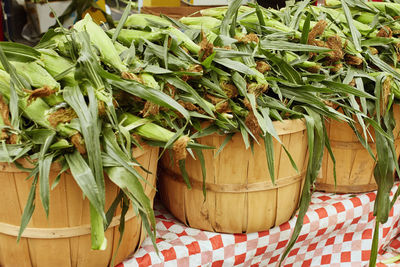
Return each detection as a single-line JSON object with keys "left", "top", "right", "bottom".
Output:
{"left": 316, "top": 105, "right": 400, "bottom": 193}
{"left": 0, "top": 145, "right": 159, "bottom": 267}
{"left": 159, "top": 119, "right": 308, "bottom": 233}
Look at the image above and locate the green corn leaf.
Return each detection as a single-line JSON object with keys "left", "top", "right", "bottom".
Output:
{"left": 260, "top": 107, "right": 281, "bottom": 143}
{"left": 361, "top": 37, "right": 394, "bottom": 47}
{"left": 64, "top": 85, "right": 105, "bottom": 203}
{"left": 65, "top": 151, "right": 105, "bottom": 220}
{"left": 194, "top": 148, "right": 207, "bottom": 200}
{"left": 231, "top": 71, "right": 247, "bottom": 97}
{"left": 368, "top": 54, "right": 400, "bottom": 81}
{"left": 214, "top": 49, "right": 252, "bottom": 59}
{"left": 38, "top": 131, "right": 55, "bottom": 217}
{"left": 0, "top": 144, "right": 30, "bottom": 162}
{"left": 220, "top": 0, "right": 242, "bottom": 36}
{"left": 190, "top": 124, "right": 219, "bottom": 139}
{"left": 290, "top": 0, "right": 311, "bottom": 30}
{"left": 144, "top": 40, "right": 189, "bottom": 69}
{"left": 179, "top": 159, "right": 192, "bottom": 189}
{"left": 264, "top": 132, "right": 275, "bottom": 185}
{"left": 105, "top": 166, "right": 156, "bottom": 236}
{"left": 255, "top": 2, "right": 266, "bottom": 27}
{"left": 0, "top": 42, "right": 40, "bottom": 62}
{"left": 229, "top": 7, "right": 239, "bottom": 37}
{"left": 301, "top": 13, "right": 311, "bottom": 45}
{"left": 103, "top": 125, "right": 153, "bottom": 187}
{"left": 143, "top": 65, "right": 172, "bottom": 74}
{"left": 51, "top": 158, "right": 69, "bottom": 190}
{"left": 260, "top": 40, "right": 331, "bottom": 52}
{"left": 238, "top": 118, "right": 252, "bottom": 149}
{"left": 17, "top": 174, "right": 38, "bottom": 242}
{"left": 163, "top": 35, "right": 169, "bottom": 69}
{"left": 214, "top": 58, "right": 256, "bottom": 76}
{"left": 370, "top": 220, "right": 380, "bottom": 266}
{"left": 105, "top": 191, "right": 123, "bottom": 229}
{"left": 282, "top": 145, "right": 299, "bottom": 173}
{"left": 364, "top": 118, "right": 392, "bottom": 140}
{"left": 164, "top": 76, "right": 215, "bottom": 117}
{"left": 342, "top": 0, "right": 362, "bottom": 51}
{"left": 280, "top": 115, "right": 314, "bottom": 264}
{"left": 110, "top": 195, "right": 129, "bottom": 267}
{"left": 198, "top": 77, "right": 227, "bottom": 98}
{"left": 112, "top": 1, "right": 132, "bottom": 43}
{"left": 138, "top": 207, "right": 158, "bottom": 254}
{"left": 202, "top": 51, "right": 216, "bottom": 69}
{"left": 323, "top": 127, "right": 336, "bottom": 186}
{"left": 263, "top": 51, "right": 302, "bottom": 84}
{"left": 215, "top": 133, "right": 234, "bottom": 157}
{"left": 89, "top": 203, "right": 107, "bottom": 250}
{"left": 101, "top": 70, "right": 190, "bottom": 120}
{"left": 0, "top": 47, "right": 21, "bottom": 130}
{"left": 35, "top": 29, "right": 60, "bottom": 49}
{"left": 320, "top": 81, "right": 375, "bottom": 99}
{"left": 122, "top": 41, "right": 136, "bottom": 66}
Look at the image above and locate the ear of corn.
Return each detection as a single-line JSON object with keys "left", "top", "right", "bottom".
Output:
{"left": 140, "top": 73, "right": 160, "bottom": 90}
{"left": 74, "top": 14, "right": 128, "bottom": 73}
{"left": 108, "top": 28, "right": 164, "bottom": 46}
{"left": 0, "top": 61, "right": 59, "bottom": 90}
{"left": 179, "top": 16, "right": 222, "bottom": 30}
{"left": 164, "top": 27, "right": 200, "bottom": 54}
{"left": 200, "top": 5, "right": 253, "bottom": 19}
{"left": 124, "top": 13, "right": 172, "bottom": 29}
{"left": 119, "top": 113, "right": 175, "bottom": 143}
{"left": 0, "top": 69, "right": 75, "bottom": 134}
{"left": 38, "top": 48, "right": 76, "bottom": 86}
{"left": 114, "top": 41, "right": 129, "bottom": 55}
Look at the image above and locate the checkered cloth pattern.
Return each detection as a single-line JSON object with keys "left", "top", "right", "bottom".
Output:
{"left": 378, "top": 231, "right": 400, "bottom": 266}
{"left": 119, "top": 184, "right": 400, "bottom": 267}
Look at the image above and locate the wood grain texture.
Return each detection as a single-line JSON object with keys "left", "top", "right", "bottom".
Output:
{"left": 316, "top": 105, "right": 400, "bottom": 193}
{"left": 159, "top": 119, "right": 308, "bottom": 233}
{"left": 0, "top": 145, "right": 159, "bottom": 267}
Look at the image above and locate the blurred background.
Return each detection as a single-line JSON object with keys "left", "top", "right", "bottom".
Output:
{"left": 1, "top": 0, "right": 287, "bottom": 45}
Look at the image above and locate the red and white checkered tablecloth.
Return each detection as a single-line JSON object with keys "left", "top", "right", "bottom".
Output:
{"left": 118, "top": 184, "right": 400, "bottom": 267}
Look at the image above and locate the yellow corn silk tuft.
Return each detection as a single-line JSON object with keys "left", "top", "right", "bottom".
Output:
{"left": 173, "top": 136, "right": 191, "bottom": 163}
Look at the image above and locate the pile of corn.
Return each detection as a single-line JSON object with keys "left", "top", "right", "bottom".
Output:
{"left": 1, "top": 0, "right": 400, "bottom": 265}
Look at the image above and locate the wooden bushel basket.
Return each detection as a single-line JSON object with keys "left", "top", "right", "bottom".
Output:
{"left": 0, "top": 145, "right": 159, "bottom": 267}
{"left": 159, "top": 119, "right": 308, "bottom": 234}
{"left": 316, "top": 105, "right": 400, "bottom": 193}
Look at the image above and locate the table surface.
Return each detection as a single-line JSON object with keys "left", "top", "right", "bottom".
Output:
{"left": 118, "top": 184, "right": 400, "bottom": 267}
